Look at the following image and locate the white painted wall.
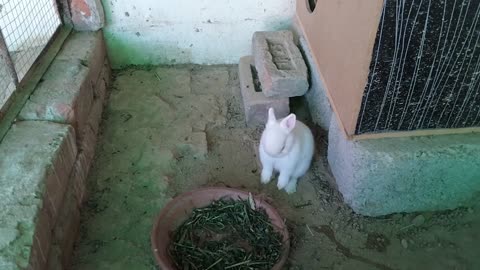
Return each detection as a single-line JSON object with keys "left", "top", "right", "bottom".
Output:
{"left": 102, "top": 0, "right": 296, "bottom": 67}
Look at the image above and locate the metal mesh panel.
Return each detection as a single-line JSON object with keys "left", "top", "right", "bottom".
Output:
{"left": 0, "top": 0, "right": 61, "bottom": 108}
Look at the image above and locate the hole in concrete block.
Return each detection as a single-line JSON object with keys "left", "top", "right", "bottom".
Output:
{"left": 307, "top": 0, "right": 317, "bottom": 13}
{"left": 266, "top": 39, "right": 294, "bottom": 70}
{"left": 250, "top": 64, "right": 262, "bottom": 93}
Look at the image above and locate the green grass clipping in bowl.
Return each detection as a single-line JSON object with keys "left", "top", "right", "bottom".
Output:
{"left": 168, "top": 196, "right": 284, "bottom": 270}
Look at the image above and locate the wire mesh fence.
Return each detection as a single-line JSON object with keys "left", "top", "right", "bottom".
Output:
{"left": 0, "top": 0, "right": 61, "bottom": 108}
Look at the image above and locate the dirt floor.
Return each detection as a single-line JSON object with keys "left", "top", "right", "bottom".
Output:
{"left": 71, "top": 65, "right": 480, "bottom": 270}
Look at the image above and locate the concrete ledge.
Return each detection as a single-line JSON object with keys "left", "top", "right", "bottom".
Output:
{"left": 57, "top": 31, "right": 107, "bottom": 87}
{"left": 19, "top": 31, "right": 108, "bottom": 142}
{"left": 0, "top": 122, "right": 77, "bottom": 269}
{"left": 18, "top": 59, "right": 93, "bottom": 134}
{"left": 328, "top": 118, "right": 480, "bottom": 216}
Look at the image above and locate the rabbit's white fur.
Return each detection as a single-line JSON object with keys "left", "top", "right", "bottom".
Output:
{"left": 259, "top": 108, "right": 314, "bottom": 194}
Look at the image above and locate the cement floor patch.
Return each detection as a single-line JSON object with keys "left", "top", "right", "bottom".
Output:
{"left": 72, "top": 66, "right": 480, "bottom": 270}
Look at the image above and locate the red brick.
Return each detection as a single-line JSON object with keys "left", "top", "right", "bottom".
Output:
{"left": 71, "top": 152, "right": 93, "bottom": 206}
{"left": 71, "top": 0, "right": 105, "bottom": 31}
{"left": 94, "top": 59, "right": 112, "bottom": 104}
{"left": 28, "top": 247, "right": 43, "bottom": 270}
{"left": 46, "top": 246, "right": 62, "bottom": 270}
{"left": 94, "top": 69, "right": 107, "bottom": 102}
{"left": 103, "top": 58, "right": 112, "bottom": 88}
{"left": 51, "top": 187, "right": 81, "bottom": 268}
{"left": 28, "top": 209, "right": 52, "bottom": 270}
{"left": 79, "top": 126, "right": 97, "bottom": 162}
{"left": 77, "top": 91, "right": 105, "bottom": 159}
{"left": 89, "top": 98, "right": 104, "bottom": 136}
{"left": 72, "top": 0, "right": 91, "bottom": 17}
{"left": 43, "top": 127, "right": 77, "bottom": 224}
{"left": 43, "top": 170, "right": 66, "bottom": 226}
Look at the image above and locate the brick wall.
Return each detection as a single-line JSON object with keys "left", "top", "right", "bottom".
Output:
{"left": 0, "top": 30, "right": 110, "bottom": 270}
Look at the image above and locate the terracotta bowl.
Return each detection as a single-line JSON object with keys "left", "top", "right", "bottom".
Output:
{"left": 151, "top": 187, "right": 290, "bottom": 270}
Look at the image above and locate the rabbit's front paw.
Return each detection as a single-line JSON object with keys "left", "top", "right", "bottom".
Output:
{"left": 284, "top": 179, "right": 297, "bottom": 194}
{"left": 261, "top": 169, "right": 272, "bottom": 184}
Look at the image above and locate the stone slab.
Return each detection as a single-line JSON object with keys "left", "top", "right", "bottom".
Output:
{"left": 18, "top": 59, "right": 94, "bottom": 137}
{"left": 252, "top": 30, "right": 308, "bottom": 98}
{"left": 0, "top": 122, "right": 77, "bottom": 269}
{"left": 328, "top": 117, "right": 480, "bottom": 216}
{"left": 57, "top": 30, "right": 107, "bottom": 87}
{"left": 239, "top": 56, "right": 289, "bottom": 127}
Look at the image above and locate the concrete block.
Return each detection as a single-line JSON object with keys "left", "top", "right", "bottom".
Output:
{"left": 239, "top": 56, "right": 289, "bottom": 127}
{"left": 71, "top": 0, "right": 105, "bottom": 31}
{"left": 252, "top": 30, "right": 308, "bottom": 98}
{"left": 0, "top": 122, "right": 77, "bottom": 269}
{"left": 299, "top": 37, "right": 333, "bottom": 131}
{"left": 57, "top": 31, "right": 107, "bottom": 86}
{"left": 328, "top": 118, "right": 480, "bottom": 216}
{"left": 18, "top": 59, "right": 94, "bottom": 137}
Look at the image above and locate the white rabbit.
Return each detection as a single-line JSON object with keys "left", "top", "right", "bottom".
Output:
{"left": 258, "top": 107, "right": 315, "bottom": 194}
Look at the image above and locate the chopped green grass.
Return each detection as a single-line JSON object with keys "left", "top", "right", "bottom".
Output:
{"left": 168, "top": 198, "right": 284, "bottom": 270}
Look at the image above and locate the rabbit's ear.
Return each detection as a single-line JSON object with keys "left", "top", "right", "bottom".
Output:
{"left": 267, "top": 107, "right": 276, "bottom": 123}
{"left": 280, "top": 114, "right": 296, "bottom": 133}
